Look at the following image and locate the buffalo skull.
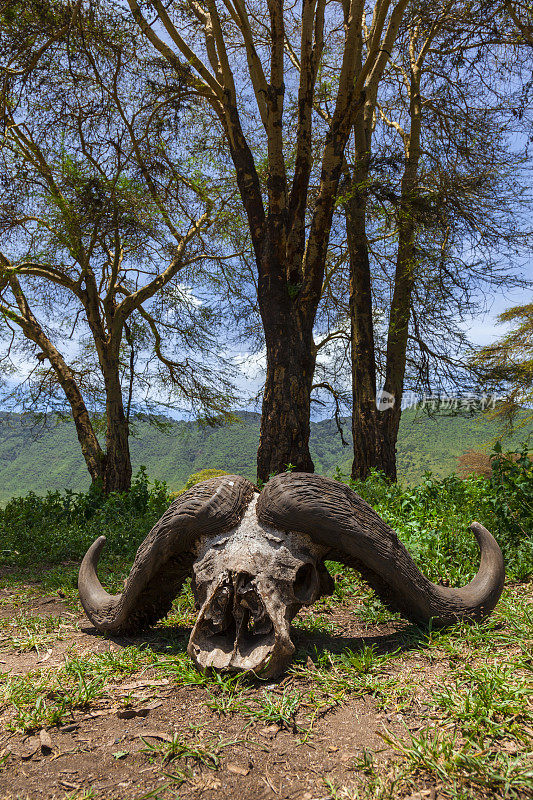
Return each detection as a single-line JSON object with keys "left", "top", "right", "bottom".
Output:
{"left": 79, "top": 473, "right": 505, "bottom": 678}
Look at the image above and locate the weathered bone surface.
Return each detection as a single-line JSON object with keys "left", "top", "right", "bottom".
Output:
{"left": 78, "top": 472, "right": 505, "bottom": 678}
{"left": 189, "top": 495, "right": 333, "bottom": 677}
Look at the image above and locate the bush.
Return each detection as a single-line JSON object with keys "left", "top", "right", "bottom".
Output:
{"left": 0, "top": 467, "right": 172, "bottom": 566}
{"left": 170, "top": 468, "right": 229, "bottom": 499}
{"left": 487, "top": 443, "right": 533, "bottom": 543}
{"left": 341, "top": 450, "right": 533, "bottom": 582}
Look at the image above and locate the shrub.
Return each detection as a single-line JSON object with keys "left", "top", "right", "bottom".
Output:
{"left": 183, "top": 468, "right": 229, "bottom": 489}
{"left": 488, "top": 443, "right": 533, "bottom": 543}
{"left": 343, "top": 448, "right": 533, "bottom": 582}
{"left": 170, "top": 468, "right": 229, "bottom": 499}
{"left": 0, "top": 467, "right": 171, "bottom": 566}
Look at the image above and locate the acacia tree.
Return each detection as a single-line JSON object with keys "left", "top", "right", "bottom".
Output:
{"left": 501, "top": 0, "right": 533, "bottom": 45}
{"left": 125, "top": 0, "right": 411, "bottom": 482}
{"left": 472, "top": 303, "right": 533, "bottom": 430}
{"left": 0, "top": 0, "right": 82, "bottom": 80}
{"left": 0, "top": 5, "right": 235, "bottom": 492}
{"left": 344, "top": 0, "right": 531, "bottom": 480}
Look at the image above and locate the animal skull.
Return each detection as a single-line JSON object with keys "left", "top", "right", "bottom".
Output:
{"left": 78, "top": 473, "right": 505, "bottom": 678}
{"left": 188, "top": 496, "right": 333, "bottom": 677}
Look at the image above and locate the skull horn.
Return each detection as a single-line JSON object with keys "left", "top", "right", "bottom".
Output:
{"left": 257, "top": 473, "right": 505, "bottom": 626}
{"left": 78, "top": 475, "right": 255, "bottom": 633}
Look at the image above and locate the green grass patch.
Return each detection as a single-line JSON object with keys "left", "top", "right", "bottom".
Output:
{"left": 0, "top": 458, "right": 531, "bottom": 798}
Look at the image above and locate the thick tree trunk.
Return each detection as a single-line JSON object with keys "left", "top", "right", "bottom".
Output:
{"left": 256, "top": 274, "right": 316, "bottom": 483}
{"left": 347, "top": 61, "right": 422, "bottom": 483}
{"left": 374, "top": 406, "right": 402, "bottom": 481}
{"left": 346, "top": 179, "right": 383, "bottom": 481}
{"left": 375, "top": 217, "right": 416, "bottom": 482}
{"left": 344, "top": 104, "right": 384, "bottom": 482}
{"left": 101, "top": 352, "right": 132, "bottom": 494}
{"left": 376, "top": 66, "right": 422, "bottom": 482}
{"left": 43, "top": 351, "right": 105, "bottom": 486}
{"left": 83, "top": 277, "right": 133, "bottom": 495}
{"left": 126, "top": 0, "right": 409, "bottom": 492}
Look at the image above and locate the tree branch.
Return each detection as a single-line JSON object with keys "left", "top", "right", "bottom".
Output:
{"left": 126, "top": 0, "right": 224, "bottom": 101}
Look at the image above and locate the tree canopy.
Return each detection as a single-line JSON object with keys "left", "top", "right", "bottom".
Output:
{"left": 0, "top": 0, "right": 530, "bottom": 486}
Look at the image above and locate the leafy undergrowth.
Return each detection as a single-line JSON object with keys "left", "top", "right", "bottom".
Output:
{"left": 1, "top": 447, "right": 531, "bottom": 583}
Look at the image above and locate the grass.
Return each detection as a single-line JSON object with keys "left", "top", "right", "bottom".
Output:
{"left": 382, "top": 726, "right": 533, "bottom": 799}
{"left": 0, "top": 613, "right": 72, "bottom": 652}
{"left": 0, "top": 459, "right": 531, "bottom": 798}
{"left": 138, "top": 727, "right": 240, "bottom": 798}
{"left": 435, "top": 664, "right": 532, "bottom": 744}
{"left": 0, "top": 646, "right": 157, "bottom": 732}
{"left": 0, "top": 656, "right": 109, "bottom": 731}
{"left": 141, "top": 727, "right": 226, "bottom": 768}
{"left": 0, "top": 581, "right": 531, "bottom": 797}
{"left": 292, "top": 610, "right": 339, "bottom": 634}
{"left": 205, "top": 679, "right": 305, "bottom": 732}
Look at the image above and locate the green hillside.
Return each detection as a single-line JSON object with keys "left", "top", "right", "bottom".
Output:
{"left": 336, "top": 410, "right": 532, "bottom": 484}
{"left": 0, "top": 409, "right": 530, "bottom": 503}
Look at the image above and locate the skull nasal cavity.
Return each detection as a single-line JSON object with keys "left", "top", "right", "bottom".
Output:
{"left": 235, "top": 572, "right": 259, "bottom": 607}
{"left": 235, "top": 571, "right": 254, "bottom": 587}
{"left": 293, "top": 563, "right": 317, "bottom": 603}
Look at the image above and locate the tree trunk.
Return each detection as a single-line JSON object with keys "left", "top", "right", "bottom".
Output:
{"left": 256, "top": 273, "right": 316, "bottom": 483}
{"left": 375, "top": 219, "right": 417, "bottom": 483}
{"left": 376, "top": 65, "right": 422, "bottom": 482}
{"left": 7, "top": 277, "right": 105, "bottom": 486}
{"left": 43, "top": 351, "right": 105, "bottom": 486}
{"left": 101, "top": 351, "right": 132, "bottom": 494}
{"left": 347, "top": 59, "right": 422, "bottom": 482}
{"left": 83, "top": 277, "right": 133, "bottom": 495}
{"left": 346, "top": 175, "right": 383, "bottom": 481}
{"left": 374, "top": 405, "right": 402, "bottom": 481}
{"left": 345, "top": 100, "right": 384, "bottom": 482}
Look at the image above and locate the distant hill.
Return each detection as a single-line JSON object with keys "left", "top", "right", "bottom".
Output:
{"left": 0, "top": 408, "right": 530, "bottom": 503}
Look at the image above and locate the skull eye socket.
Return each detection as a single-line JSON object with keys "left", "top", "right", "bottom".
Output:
{"left": 293, "top": 562, "right": 317, "bottom": 603}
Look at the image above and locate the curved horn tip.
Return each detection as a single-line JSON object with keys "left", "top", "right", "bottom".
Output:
{"left": 469, "top": 520, "right": 487, "bottom": 534}
{"left": 82, "top": 535, "right": 107, "bottom": 563}
{"left": 468, "top": 521, "right": 502, "bottom": 550}
{"left": 78, "top": 535, "right": 107, "bottom": 593}
{"left": 467, "top": 518, "right": 506, "bottom": 602}
{"left": 94, "top": 534, "right": 107, "bottom": 548}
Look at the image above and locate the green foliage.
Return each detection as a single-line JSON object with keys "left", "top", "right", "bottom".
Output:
{"left": 181, "top": 468, "right": 229, "bottom": 492}
{"left": 471, "top": 302, "right": 533, "bottom": 430}
{"left": 0, "top": 466, "right": 171, "bottom": 566}
{"left": 1, "top": 444, "right": 531, "bottom": 584}
{"left": 140, "top": 729, "right": 223, "bottom": 768}
{"left": 346, "top": 457, "right": 533, "bottom": 581}
{"left": 488, "top": 443, "right": 533, "bottom": 542}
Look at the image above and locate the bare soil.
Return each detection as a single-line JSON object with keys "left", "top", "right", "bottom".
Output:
{"left": 0, "top": 581, "right": 490, "bottom": 800}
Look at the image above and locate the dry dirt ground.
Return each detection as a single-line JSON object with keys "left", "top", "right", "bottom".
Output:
{"left": 0, "top": 577, "right": 531, "bottom": 800}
